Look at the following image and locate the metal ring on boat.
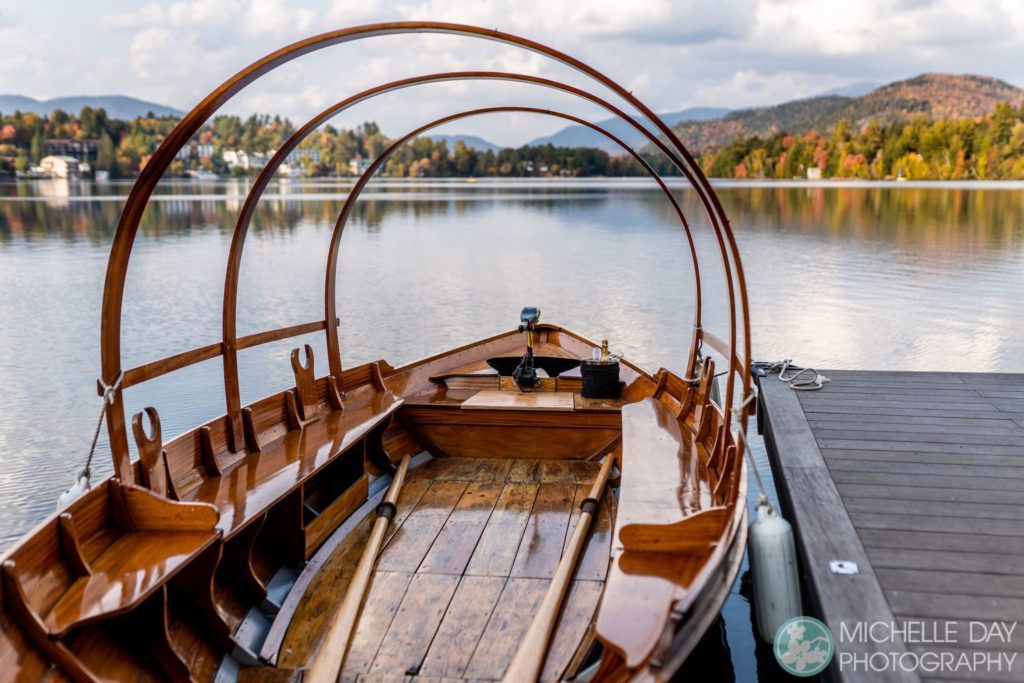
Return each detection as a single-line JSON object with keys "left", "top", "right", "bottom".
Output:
{"left": 375, "top": 501, "right": 397, "bottom": 521}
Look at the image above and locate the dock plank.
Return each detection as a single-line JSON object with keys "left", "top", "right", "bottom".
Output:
{"left": 836, "top": 482, "right": 1024, "bottom": 506}
{"left": 843, "top": 496, "right": 1024, "bottom": 521}
{"left": 815, "top": 428, "right": 1021, "bottom": 446}
{"left": 867, "top": 547, "right": 1024, "bottom": 574}
{"left": 761, "top": 370, "right": 1024, "bottom": 683}
{"left": 856, "top": 528, "right": 1024, "bottom": 555}
{"left": 830, "top": 469, "right": 1024, "bottom": 492}
{"left": 823, "top": 448, "right": 1024, "bottom": 468}
{"left": 805, "top": 412, "right": 1022, "bottom": 428}
{"left": 875, "top": 569, "right": 1024, "bottom": 599}
{"left": 827, "top": 458, "right": 1024, "bottom": 480}
{"left": 887, "top": 591, "right": 1024, "bottom": 623}
{"left": 820, "top": 440, "right": 1024, "bottom": 458}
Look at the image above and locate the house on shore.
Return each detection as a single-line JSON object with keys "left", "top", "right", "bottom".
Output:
{"left": 46, "top": 139, "right": 99, "bottom": 162}
{"left": 39, "top": 155, "right": 81, "bottom": 179}
{"left": 223, "top": 149, "right": 272, "bottom": 171}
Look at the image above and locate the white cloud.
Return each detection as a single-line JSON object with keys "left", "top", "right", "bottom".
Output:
{"left": 4, "top": 0, "right": 1024, "bottom": 145}
{"left": 130, "top": 28, "right": 175, "bottom": 80}
{"left": 242, "top": 0, "right": 317, "bottom": 39}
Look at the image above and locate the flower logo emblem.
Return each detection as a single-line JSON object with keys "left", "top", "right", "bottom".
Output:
{"left": 773, "top": 616, "right": 834, "bottom": 676}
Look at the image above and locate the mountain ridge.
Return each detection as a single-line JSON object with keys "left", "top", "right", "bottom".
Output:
{"left": 0, "top": 94, "right": 183, "bottom": 120}
{"left": 4, "top": 74, "right": 1020, "bottom": 156}
{"left": 428, "top": 134, "right": 503, "bottom": 153}
{"left": 671, "top": 73, "right": 1024, "bottom": 152}
{"left": 525, "top": 107, "right": 729, "bottom": 153}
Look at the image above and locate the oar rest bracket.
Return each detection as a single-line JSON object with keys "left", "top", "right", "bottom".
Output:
{"left": 2, "top": 479, "right": 219, "bottom": 640}
{"left": 691, "top": 356, "right": 717, "bottom": 440}
{"left": 287, "top": 344, "right": 321, "bottom": 428}
{"left": 132, "top": 406, "right": 178, "bottom": 499}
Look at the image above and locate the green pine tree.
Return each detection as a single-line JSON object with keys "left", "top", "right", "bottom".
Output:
{"left": 98, "top": 131, "right": 116, "bottom": 174}
{"left": 29, "top": 127, "right": 45, "bottom": 163}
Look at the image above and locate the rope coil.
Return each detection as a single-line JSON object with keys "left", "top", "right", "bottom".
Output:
{"left": 754, "top": 360, "right": 830, "bottom": 391}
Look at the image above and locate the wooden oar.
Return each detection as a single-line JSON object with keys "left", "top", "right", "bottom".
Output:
{"left": 306, "top": 454, "right": 412, "bottom": 683}
{"left": 502, "top": 454, "right": 617, "bottom": 683}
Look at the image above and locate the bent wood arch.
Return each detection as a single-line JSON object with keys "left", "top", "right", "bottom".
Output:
{"left": 100, "top": 22, "right": 751, "bottom": 480}
{"left": 322, "top": 106, "right": 705, "bottom": 375}
{"left": 220, "top": 72, "right": 718, "bottom": 448}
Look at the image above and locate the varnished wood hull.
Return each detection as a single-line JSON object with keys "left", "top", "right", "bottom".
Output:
{"left": 0, "top": 327, "right": 747, "bottom": 682}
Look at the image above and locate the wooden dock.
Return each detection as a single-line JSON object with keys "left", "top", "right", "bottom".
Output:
{"left": 758, "top": 370, "right": 1024, "bottom": 683}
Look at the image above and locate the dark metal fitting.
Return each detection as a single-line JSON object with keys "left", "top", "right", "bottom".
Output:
{"left": 376, "top": 501, "right": 397, "bottom": 520}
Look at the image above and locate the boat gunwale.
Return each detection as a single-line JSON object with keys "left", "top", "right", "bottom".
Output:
{"left": 0, "top": 327, "right": 645, "bottom": 566}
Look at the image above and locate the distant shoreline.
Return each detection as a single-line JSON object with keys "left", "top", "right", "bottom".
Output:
{"left": 3, "top": 176, "right": 1024, "bottom": 189}
{"left": 3, "top": 176, "right": 1024, "bottom": 203}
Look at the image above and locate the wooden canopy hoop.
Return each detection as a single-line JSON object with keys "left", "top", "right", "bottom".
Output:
{"left": 220, "top": 73, "right": 719, "bottom": 449}
{"left": 322, "top": 105, "right": 704, "bottom": 371}
{"left": 100, "top": 22, "right": 752, "bottom": 482}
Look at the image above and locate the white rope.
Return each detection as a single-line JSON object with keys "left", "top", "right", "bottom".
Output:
{"left": 756, "top": 359, "right": 830, "bottom": 391}
{"left": 58, "top": 372, "right": 123, "bottom": 509}
{"left": 745, "top": 446, "right": 772, "bottom": 511}
{"left": 742, "top": 359, "right": 831, "bottom": 511}
{"left": 724, "top": 388, "right": 771, "bottom": 511}
{"left": 731, "top": 388, "right": 758, "bottom": 415}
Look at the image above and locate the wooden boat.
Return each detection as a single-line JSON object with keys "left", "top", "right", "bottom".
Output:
{"left": 0, "top": 22, "right": 754, "bottom": 683}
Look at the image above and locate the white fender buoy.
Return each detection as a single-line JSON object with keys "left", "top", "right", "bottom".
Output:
{"left": 749, "top": 500, "right": 802, "bottom": 641}
{"left": 57, "top": 473, "right": 90, "bottom": 510}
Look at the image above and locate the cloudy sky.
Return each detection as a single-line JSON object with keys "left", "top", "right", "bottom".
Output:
{"left": 1, "top": 0, "right": 1023, "bottom": 146}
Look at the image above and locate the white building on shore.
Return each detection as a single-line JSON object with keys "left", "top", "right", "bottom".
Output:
{"left": 39, "top": 155, "right": 81, "bottom": 179}
{"left": 223, "top": 149, "right": 273, "bottom": 171}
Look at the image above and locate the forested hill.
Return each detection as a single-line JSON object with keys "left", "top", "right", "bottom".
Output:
{"left": 0, "top": 95, "right": 182, "bottom": 121}
{"left": 672, "top": 74, "right": 1024, "bottom": 152}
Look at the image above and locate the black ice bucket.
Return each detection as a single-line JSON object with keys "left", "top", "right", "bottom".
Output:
{"left": 580, "top": 360, "right": 622, "bottom": 399}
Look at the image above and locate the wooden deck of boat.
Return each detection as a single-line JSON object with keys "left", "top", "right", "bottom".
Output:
{"left": 277, "top": 456, "right": 613, "bottom": 682}
{"left": 758, "top": 370, "right": 1024, "bottom": 683}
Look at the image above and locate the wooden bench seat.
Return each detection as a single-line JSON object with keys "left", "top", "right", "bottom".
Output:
{"left": 595, "top": 397, "right": 730, "bottom": 668}
{"left": 615, "top": 397, "right": 719, "bottom": 535}
{"left": 184, "top": 390, "right": 403, "bottom": 538}
{"left": 2, "top": 481, "right": 220, "bottom": 643}
{"left": 43, "top": 529, "right": 218, "bottom": 636}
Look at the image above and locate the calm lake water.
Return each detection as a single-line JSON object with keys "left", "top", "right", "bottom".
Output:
{"left": 1, "top": 177, "right": 1022, "bottom": 679}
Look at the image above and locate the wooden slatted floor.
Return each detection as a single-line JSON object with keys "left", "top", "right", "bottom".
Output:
{"left": 759, "top": 371, "right": 1024, "bottom": 683}
{"left": 278, "top": 457, "right": 614, "bottom": 682}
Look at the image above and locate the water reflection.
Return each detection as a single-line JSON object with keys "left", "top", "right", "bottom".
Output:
{"left": 0, "top": 179, "right": 1021, "bottom": 679}
{"left": 5, "top": 179, "right": 1023, "bottom": 253}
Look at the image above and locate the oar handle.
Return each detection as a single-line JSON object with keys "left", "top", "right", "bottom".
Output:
{"left": 306, "top": 454, "right": 412, "bottom": 683}
{"left": 502, "top": 454, "right": 617, "bottom": 683}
